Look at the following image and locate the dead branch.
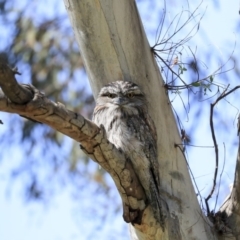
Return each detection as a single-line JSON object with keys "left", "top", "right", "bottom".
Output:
{"left": 205, "top": 85, "right": 240, "bottom": 215}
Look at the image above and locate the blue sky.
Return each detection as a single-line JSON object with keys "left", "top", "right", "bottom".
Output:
{"left": 0, "top": 1, "right": 239, "bottom": 239}
{"left": 139, "top": 0, "right": 239, "bottom": 208}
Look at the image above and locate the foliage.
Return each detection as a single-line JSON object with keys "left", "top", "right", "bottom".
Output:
{"left": 0, "top": 0, "right": 98, "bottom": 201}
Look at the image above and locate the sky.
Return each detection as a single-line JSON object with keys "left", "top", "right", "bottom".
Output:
{"left": 139, "top": 0, "right": 239, "bottom": 209}
{"left": 0, "top": 0, "right": 240, "bottom": 240}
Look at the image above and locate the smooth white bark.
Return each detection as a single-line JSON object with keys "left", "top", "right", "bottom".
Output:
{"left": 63, "top": 0, "right": 217, "bottom": 239}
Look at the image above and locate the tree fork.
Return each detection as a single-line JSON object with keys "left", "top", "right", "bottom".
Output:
{"left": 0, "top": 62, "right": 148, "bottom": 226}
{"left": 62, "top": 0, "right": 216, "bottom": 239}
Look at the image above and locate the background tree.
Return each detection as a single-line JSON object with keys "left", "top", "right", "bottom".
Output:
{"left": 0, "top": 0, "right": 240, "bottom": 240}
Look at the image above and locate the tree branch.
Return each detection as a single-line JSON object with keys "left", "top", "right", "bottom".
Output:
{"left": 206, "top": 85, "right": 240, "bottom": 216}
{"left": 0, "top": 62, "right": 33, "bottom": 104}
{"left": 218, "top": 113, "right": 240, "bottom": 237}
{"left": 0, "top": 62, "right": 147, "bottom": 225}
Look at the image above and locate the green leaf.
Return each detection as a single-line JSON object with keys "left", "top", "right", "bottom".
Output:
{"left": 191, "top": 82, "right": 201, "bottom": 87}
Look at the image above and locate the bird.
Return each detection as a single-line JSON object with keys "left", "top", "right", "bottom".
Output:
{"left": 92, "top": 80, "right": 164, "bottom": 228}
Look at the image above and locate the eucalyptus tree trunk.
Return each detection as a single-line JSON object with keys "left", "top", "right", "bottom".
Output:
{"left": 62, "top": 0, "right": 216, "bottom": 239}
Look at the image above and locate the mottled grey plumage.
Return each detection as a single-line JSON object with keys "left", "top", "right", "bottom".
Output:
{"left": 93, "top": 80, "right": 164, "bottom": 227}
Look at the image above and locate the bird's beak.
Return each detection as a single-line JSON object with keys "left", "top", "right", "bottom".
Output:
{"left": 114, "top": 97, "right": 127, "bottom": 106}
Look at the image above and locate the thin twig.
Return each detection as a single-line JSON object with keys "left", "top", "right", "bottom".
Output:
{"left": 205, "top": 85, "right": 240, "bottom": 215}
{"left": 175, "top": 144, "right": 204, "bottom": 210}
{"left": 214, "top": 142, "right": 226, "bottom": 213}
{"left": 176, "top": 143, "right": 214, "bottom": 148}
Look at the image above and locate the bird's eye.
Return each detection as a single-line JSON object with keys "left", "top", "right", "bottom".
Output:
{"left": 107, "top": 93, "right": 115, "bottom": 98}
{"left": 127, "top": 92, "right": 134, "bottom": 98}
